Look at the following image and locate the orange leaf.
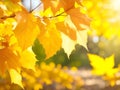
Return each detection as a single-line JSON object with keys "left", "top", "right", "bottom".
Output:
{"left": 0, "top": 8, "right": 4, "bottom": 18}
{"left": 11, "top": 0, "right": 20, "bottom": 3}
{"left": 56, "top": 15, "right": 77, "bottom": 40}
{"left": 67, "top": 8, "right": 90, "bottom": 30}
{"left": 42, "top": 0, "right": 81, "bottom": 14}
{"left": 41, "top": 0, "right": 59, "bottom": 14}
{"left": 0, "top": 48, "right": 21, "bottom": 74}
{"left": 58, "top": 0, "right": 82, "bottom": 11}
{"left": 37, "top": 19, "right": 62, "bottom": 59}
{"left": 14, "top": 10, "right": 39, "bottom": 50}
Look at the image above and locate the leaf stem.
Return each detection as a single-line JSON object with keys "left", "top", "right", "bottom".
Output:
{"left": 30, "top": 2, "right": 42, "bottom": 13}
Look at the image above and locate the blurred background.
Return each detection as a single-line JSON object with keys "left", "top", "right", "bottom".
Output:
{"left": 22, "top": 0, "right": 120, "bottom": 68}
{"left": 1, "top": 0, "right": 120, "bottom": 90}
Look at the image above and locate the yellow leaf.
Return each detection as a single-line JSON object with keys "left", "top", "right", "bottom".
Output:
{"left": 42, "top": 0, "right": 90, "bottom": 30}
{"left": 61, "top": 30, "right": 88, "bottom": 56}
{"left": 74, "top": 2, "right": 81, "bottom": 8}
{"left": 61, "top": 33, "right": 76, "bottom": 56}
{"left": 3, "top": 0, "right": 21, "bottom": 14}
{"left": 76, "top": 30, "right": 88, "bottom": 49}
{"left": 55, "top": 8, "right": 66, "bottom": 16}
{"left": 0, "top": 18, "right": 21, "bottom": 74}
{"left": 105, "top": 55, "right": 114, "bottom": 69}
{"left": 9, "top": 69, "right": 23, "bottom": 88}
{"left": 42, "top": 0, "right": 90, "bottom": 51}
{"left": 40, "top": 7, "right": 53, "bottom": 17}
{"left": 88, "top": 54, "right": 118, "bottom": 76}
{"left": 20, "top": 50, "right": 37, "bottom": 71}
{"left": 38, "top": 19, "right": 62, "bottom": 59}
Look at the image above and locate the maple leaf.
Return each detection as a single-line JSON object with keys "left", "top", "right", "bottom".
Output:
{"left": 67, "top": 8, "right": 90, "bottom": 30}
{"left": 14, "top": 9, "right": 40, "bottom": 50}
{"left": 42, "top": 0, "right": 90, "bottom": 30}
{"left": 20, "top": 50, "right": 36, "bottom": 71}
{"left": 0, "top": 48, "right": 21, "bottom": 74}
{"left": 3, "top": 0, "right": 22, "bottom": 15}
{"left": 37, "top": 19, "right": 62, "bottom": 59}
{"left": 62, "top": 30, "right": 88, "bottom": 56}
{"left": 88, "top": 53, "right": 120, "bottom": 86}
{"left": 88, "top": 54, "right": 118, "bottom": 76}
{"left": 0, "top": 19, "right": 21, "bottom": 74}
{"left": 76, "top": 30, "right": 88, "bottom": 49}
{"left": 42, "top": 0, "right": 81, "bottom": 13}
{"left": 9, "top": 69, "right": 23, "bottom": 88}
{"left": 0, "top": 18, "right": 37, "bottom": 87}
{"left": 61, "top": 33, "right": 75, "bottom": 56}
{"left": 40, "top": 0, "right": 90, "bottom": 57}
{"left": 32, "top": 39, "right": 46, "bottom": 61}
{"left": 56, "top": 15, "right": 77, "bottom": 40}
{"left": 42, "top": 0, "right": 90, "bottom": 41}
{"left": 0, "top": 0, "right": 91, "bottom": 88}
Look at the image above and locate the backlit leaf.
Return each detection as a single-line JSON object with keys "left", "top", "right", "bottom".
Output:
{"left": 9, "top": 69, "right": 23, "bottom": 88}
{"left": 67, "top": 8, "right": 90, "bottom": 30}
{"left": 20, "top": 50, "right": 37, "bottom": 71}
{"left": 61, "top": 33, "right": 75, "bottom": 56}
{"left": 56, "top": 15, "right": 77, "bottom": 40}
{"left": 0, "top": 47, "right": 21, "bottom": 74}
{"left": 3, "top": 0, "right": 21, "bottom": 14}
{"left": 37, "top": 19, "right": 62, "bottom": 59}
{"left": 42, "top": 0, "right": 81, "bottom": 13}
{"left": 14, "top": 10, "right": 40, "bottom": 50}
{"left": 88, "top": 54, "right": 118, "bottom": 77}
{"left": 76, "top": 30, "right": 88, "bottom": 50}
{"left": 62, "top": 30, "right": 88, "bottom": 56}
{"left": 32, "top": 39, "right": 46, "bottom": 61}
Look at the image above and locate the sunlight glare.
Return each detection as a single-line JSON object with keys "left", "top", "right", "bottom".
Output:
{"left": 111, "top": 0, "right": 120, "bottom": 11}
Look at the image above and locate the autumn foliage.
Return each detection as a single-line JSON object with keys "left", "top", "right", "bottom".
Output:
{"left": 1, "top": 0, "right": 120, "bottom": 89}
{"left": 0, "top": 0, "right": 90, "bottom": 88}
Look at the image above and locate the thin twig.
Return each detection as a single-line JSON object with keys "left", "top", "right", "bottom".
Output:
{"left": 1, "top": 14, "right": 15, "bottom": 20}
{"left": 30, "top": 2, "right": 42, "bottom": 13}
{"left": 30, "top": 0, "right": 32, "bottom": 12}
{"left": 48, "top": 5, "right": 74, "bottom": 19}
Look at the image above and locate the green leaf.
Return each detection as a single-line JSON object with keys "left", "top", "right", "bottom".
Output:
{"left": 32, "top": 39, "right": 46, "bottom": 62}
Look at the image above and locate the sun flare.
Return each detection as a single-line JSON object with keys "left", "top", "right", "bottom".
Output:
{"left": 111, "top": 0, "right": 120, "bottom": 11}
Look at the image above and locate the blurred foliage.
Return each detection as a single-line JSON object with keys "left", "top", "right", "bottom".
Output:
{"left": 83, "top": 0, "right": 120, "bottom": 38}
{"left": 1, "top": 0, "right": 120, "bottom": 89}
{"left": 0, "top": 62, "right": 83, "bottom": 90}
{"left": 88, "top": 53, "right": 120, "bottom": 86}
{"left": 32, "top": 39, "right": 91, "bottom": 68}
{"left": 88, "top": 35, "right": 120, "bottom": 67}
